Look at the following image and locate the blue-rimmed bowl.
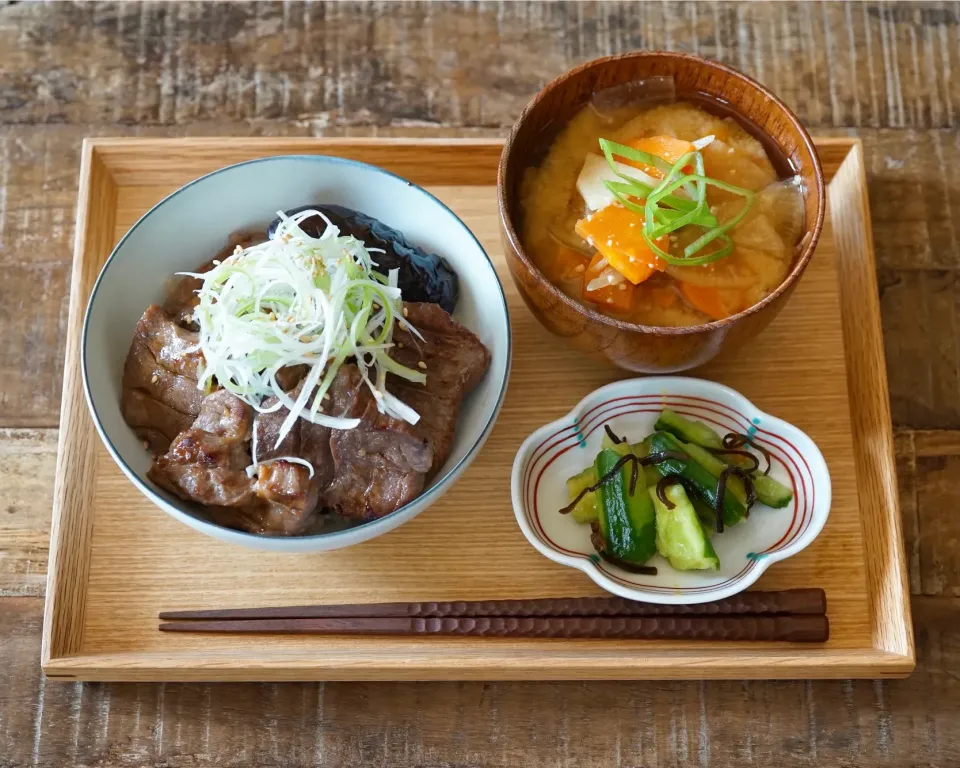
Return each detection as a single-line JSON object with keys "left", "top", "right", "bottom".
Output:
{"left": 83, "top": 155, "right": 511, "bottom": 552}
{"left": 511, "top": 377, "right": 830, "bottom": 604}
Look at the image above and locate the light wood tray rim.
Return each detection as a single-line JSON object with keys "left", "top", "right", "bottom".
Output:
{"left": 42, "top": 136, "right": 914, "bottom": 681}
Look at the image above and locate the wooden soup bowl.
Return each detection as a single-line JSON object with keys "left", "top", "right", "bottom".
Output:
{"left": 498, "top": 52, "right": 825, "bottom": 373}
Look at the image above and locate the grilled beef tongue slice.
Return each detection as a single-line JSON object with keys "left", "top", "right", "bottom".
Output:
{"left": 322, "top": 364, "right": 433, "bottom": 521}
{"left": 387, "top": 302, "right": 491, "bottom": 478}
{"left": 121, "top": 305, "right": 204, "bottom": 452}
{"left": 148, "top": 390, "right": 256, "bottom": 508}
{"left": 149, "top": 390, "right": 323, "bottom": 536}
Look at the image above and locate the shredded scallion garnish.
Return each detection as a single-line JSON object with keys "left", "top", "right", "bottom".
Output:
{"left": 181, "top": 209, "right": 425, "bottom": 452}
{"left": 597, "top": 138, "right": 756, "bottom": 266}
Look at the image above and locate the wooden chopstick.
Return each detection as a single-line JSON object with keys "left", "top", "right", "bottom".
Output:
{"left": 159, "top": 614, "right": 829, "bottom": 642}
{"left": 158, "top": 588, "right": 826, "bottom": 621}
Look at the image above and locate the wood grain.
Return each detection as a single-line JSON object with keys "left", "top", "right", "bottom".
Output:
{"left": 42, "top": 142, "right": 116, "bottom": 665}
{"left": 2, "top": 0, "right": 960, "bottom": 764}
{"left": 1, "top": 2, "right": 959, "bottom": 132}
{"left": 879, "top": 268, "right": 960, "bottom": 429}
{"left": 910, "top": 431, "right": 960, "bottom": 597}
{"left": 3, "top": 595, "right": 960, "bottom": 766}
{"left": 828, "top": 142, "right": 912, "bottom": 658}
{"left": 40, "top": 136, "right": 907, "bottom": 681}
{"left": 0, "top": 428, "right": 56, "bottom": 598}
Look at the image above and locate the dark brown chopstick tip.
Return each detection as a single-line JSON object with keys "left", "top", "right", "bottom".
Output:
{"left": 159, "top": 622, "right": 202, "bottom": 632}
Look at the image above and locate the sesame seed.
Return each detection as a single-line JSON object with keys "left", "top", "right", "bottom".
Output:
{"left": 628, "top": 256, "right": 636, "bottom": 263}
{"left": 142, "top": 440, "right": 150, "bottom": 450}
{"left": 606, "top": 298, "right": 614, "bottom": 304}
{"left": 575, "top": 264, "right": 585, "bottom": 273}
{"left": 586, "top": 214, "right": 593, "bottom": 222}
{"left": 727, "top": 147, "right": 735, "bottom": 154}
{"left": 417, "top": 361, "right": 427, "bottom": 370}
{"left": 606, "top": 274, "right": 615, "bottom": 284}
{"left": 619, "top": 284, "right": 627, "bottom": 291}
{"left": 323, "top": 393, "right": 330, "bottom": 401}
{"left": 358, "top": 448, "right": 367, "bottom": 457}
{"left": 151, "top": 374, "right": 159, "bottom": 384}
{"left": 403, "top": 307, "right": 409, "bottom": 318}
{"left": 606, "top": 239, "right": 613, "bottom": 246}
{"left": 397, "top": 342, "right": 404, "bottom": 348}
{"left": 648, "top": 263, "right": 654, "bottom": 268}
{"left": 629, "top": 222, "right": 636, "bottom": 227}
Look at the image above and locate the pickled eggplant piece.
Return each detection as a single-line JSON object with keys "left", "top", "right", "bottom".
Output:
{"left": 268, "top": 205, "right": 459, "bottom": 314}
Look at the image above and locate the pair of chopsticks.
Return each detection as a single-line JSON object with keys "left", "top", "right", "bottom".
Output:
{"left": 159, "top": 588, "right": 828, "bottom": 642}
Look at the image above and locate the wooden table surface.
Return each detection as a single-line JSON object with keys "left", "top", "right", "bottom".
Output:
{"left": 2, "top": 1, "right": 959, "bottom": 765}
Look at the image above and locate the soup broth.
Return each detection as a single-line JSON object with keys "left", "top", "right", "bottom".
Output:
{"left": 519, "top": 92, "right": 805, "bottom": 327}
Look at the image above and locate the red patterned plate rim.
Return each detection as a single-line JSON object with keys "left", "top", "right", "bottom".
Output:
{"left": 510, "top": 377, "right": 831, "bottom": 605}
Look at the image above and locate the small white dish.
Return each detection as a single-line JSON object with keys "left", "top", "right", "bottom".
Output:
{"left": 511, "top": 377, "right": 831, "bottom": 604}
{"left": 83, "top": 155, "right": 511, "bottom": 552}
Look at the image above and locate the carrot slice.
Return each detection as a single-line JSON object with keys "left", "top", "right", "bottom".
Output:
{"left": 680, "top": 282, "right": 745, "bottom": 321}
{"left": 624, "top": 136, "right": 696, "bottom": 178}
{"left": 549, "top": 245, "right": 590, "bottom": 282}
{"left": 650, "top": 286, "right": 678, "bottom": 308}
{"left": 583, "top": 252, "right": 634, "bottom": 312}
{"left": 574, "top": 205, "right": 666, "bottom": 285}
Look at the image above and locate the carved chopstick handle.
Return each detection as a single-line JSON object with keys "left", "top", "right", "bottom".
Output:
{"left": 406, "top": 616, "right": 829, "bottom": 642}
{"left": 403, "top": 589, "right": 826, "bottom": 618}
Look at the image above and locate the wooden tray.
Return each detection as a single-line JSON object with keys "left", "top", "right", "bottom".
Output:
{"left": 43, "top": 137, "right": 914, "bottom": 681}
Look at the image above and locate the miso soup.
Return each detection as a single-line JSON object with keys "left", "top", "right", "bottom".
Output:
{"left": 519, "top": 87, "right": 805, "bottom": 327}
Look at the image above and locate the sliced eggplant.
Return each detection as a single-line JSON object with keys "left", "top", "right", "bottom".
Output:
{"left": 268, "top": 205, "right": 459, "bottom": 313}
